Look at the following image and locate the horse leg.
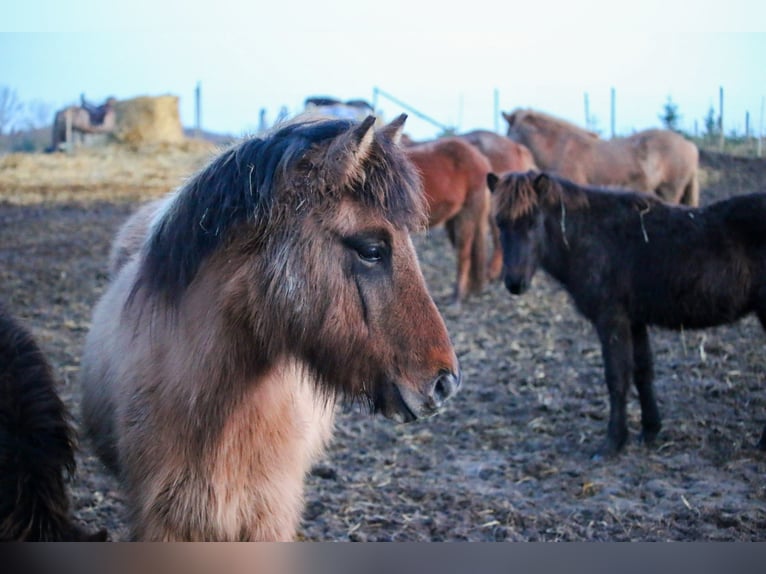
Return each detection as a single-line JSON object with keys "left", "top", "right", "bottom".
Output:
{"left": 444, "top": 219, "right": 457, "bottom": 248}
{"left": 594, "top": 312, "right": 634, "bottom": 458}
{"left": 447, "top": 213, "right": 473, "bottom": 304}
{"left": 468, "top": 201, "right": 489, "bottom": 295}
{"left": 758, "top": 426, "right": 766, "bottom": 451}
{"left": 631, "top": 322, "right": 661, "bottom": 445}
{"left": 681, "top": 173, "right": 700, "bottom": 207}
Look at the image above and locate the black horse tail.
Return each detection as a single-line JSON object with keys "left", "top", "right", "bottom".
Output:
{"left": 0, "top": 303, "right": 106, "bottom": 541}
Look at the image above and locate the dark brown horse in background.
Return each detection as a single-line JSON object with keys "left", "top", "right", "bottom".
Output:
{"left": 0, "top": 303, "right": 105, "bottom": 541}
{"left": 79, "top": 114, "right": 461, "bottom": 541}
{"left": 489, "top": 170, "right": 766, "bottom": 458}
{"left": 404, "top": 136, "right": 492, "bottom": 302}
{"left": 459, "top": 130, "right": 537, "bottom": 280}
{"left": 503, "top": 108, "right": 700, "bottom": 206}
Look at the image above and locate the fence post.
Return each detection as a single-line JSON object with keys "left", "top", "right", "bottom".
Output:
{"left": 65, "top": 107, "right": 73, "bottom": 154}
{"left": 718, "top": 86, "right": 724, "bottom": 152}
{"left": 194, "top": 82, "right": 201, "bottom": 139}
{"left": 610, "top": 87, "right": 615, "bottom": 138}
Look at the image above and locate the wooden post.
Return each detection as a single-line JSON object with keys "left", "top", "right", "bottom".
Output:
{"left": 610, "top": 87, "right": 615, "bottom": 138}
{"left": 65, "top": 107, "right": 73, "bottom": 154}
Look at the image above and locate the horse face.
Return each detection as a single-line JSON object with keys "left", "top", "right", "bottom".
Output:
{"left": 496, "top": 213, "right": 541, "bottom": 295}
{"left": 290, "top": 196, "right": 460, "bottom": 422}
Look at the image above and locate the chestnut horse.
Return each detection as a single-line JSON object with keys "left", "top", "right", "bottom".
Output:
{"left": 404, "top": 137, "right": 492, "bottom": 302}
{"left": 459, "top": 130, "right": 537, "bottom": 280}
{"left": 489, "top": 171, "right": 766, "bottom": 458}
{"left": 503, "top": 108, "right": 700, "bottom": 206}
{"left": 79, "top": 114, "right": 461, "bottom": 541}
{"left": 0, "top": 303, "right": 105, "bottom": 541}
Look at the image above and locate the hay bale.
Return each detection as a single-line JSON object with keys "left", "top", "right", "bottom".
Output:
{"left": 113, "top": 95, "right": 184, "bottom": 144}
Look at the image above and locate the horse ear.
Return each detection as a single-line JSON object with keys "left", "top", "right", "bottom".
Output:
{"left": 533, "top": 172, "right": 557, "bottom": 202}
{"left": 487, "top": 172, "right": 499, "bottom": 193}
{"left": 319, "top": 115, "right": 376, "bottom": 188}
{"left": 379, "top": 113, "right": 408, "bottom": 145}
{"left": 502, "top": 111, "right": 514, "bottom": 125}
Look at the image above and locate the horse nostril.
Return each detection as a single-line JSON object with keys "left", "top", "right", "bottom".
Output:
{"left": 430, "top": 369, "right": 461, "bottom": 409}
{"left": 504, "top": 275, "right": 526, "bottom": 295}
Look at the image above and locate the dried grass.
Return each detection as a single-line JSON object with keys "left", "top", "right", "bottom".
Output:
{"left": 0, "top": 139, "right": 218, "bottom": 204}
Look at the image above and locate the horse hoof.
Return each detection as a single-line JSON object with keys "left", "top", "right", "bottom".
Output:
{"left": 637, "top": 430, "right": 659, "bottom": 447}
{"left": 591, "top": 438, "right": 625, "bottom": 461}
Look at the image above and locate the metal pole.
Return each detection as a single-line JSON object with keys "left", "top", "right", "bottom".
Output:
{"left": 718, "top": 86, "right": 724, "bottom": 152}
{"left": 494, "top": 88, "right": 499, "bottom": 133}
{"left": 758, "top": 96, "right": 764, "bottom": 158}
{"left": 610, "top": 87, "right": 615, "bottom": 138}
{"left": 373, "top": 87, "right": 452, "bottom": 132}
{"left": 195, "top": 82, "right": 201, "bottom": 139}
{"left": 584, "top": 92, "right": 590, "bottom": 128}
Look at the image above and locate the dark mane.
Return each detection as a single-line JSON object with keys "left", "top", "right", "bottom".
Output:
{"left": 495, "top": 171, "right": 592, "bottom": 221}
{"left": 0, "top": 303, "right": 104, "bottom": 541}
{"left": 133, "top": 116, "right": 424, "bottom": 305}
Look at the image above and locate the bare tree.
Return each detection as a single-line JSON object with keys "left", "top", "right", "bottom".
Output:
{"left": 23, "top": 99, "right": 53, "bottom": 130}
{"left": 0, "top": 86, "right": 24, "bottom": 135}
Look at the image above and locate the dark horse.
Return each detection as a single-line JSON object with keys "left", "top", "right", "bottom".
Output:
{"left": 0, "top": 303, "right": 105, "bottom": 541}
{"left": 488, "top": 170, "right": 766, "bottom": 458}
{"left": 79, "top": 114, "right": 461, "bottom": 540}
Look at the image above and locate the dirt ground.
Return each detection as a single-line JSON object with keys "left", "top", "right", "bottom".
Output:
{"left": 1, "top": 144, "right": 765, "bottom": 541}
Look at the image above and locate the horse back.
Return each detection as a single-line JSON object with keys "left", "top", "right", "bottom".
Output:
{"left": 406, "top": 137, "right": 491, "bottom": 225}
{"left": 567, "top": 191, "right": 766, "bottom": 328}
{"left": 460, "top": 130, "right": 537, "bottom": 173}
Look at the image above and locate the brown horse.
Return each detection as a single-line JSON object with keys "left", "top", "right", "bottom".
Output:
{"left": 404, "top": 136, "right": 492, "bottom": 302}
{"left": 0, "top": 302, "right": 106, "bottom": 541}
{"left": 489, "top": 170, "right": 766, "bottom": 458}
{"left": 79, "top": 114, "right": 461, "bottom": 541}
{"left": 459, "top": 130, "right": 537, "bottom": 280}
{"left": 503, "top": 108, "right": 700, "bottom": 206}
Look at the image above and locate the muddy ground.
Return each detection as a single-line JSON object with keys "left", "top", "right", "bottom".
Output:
{"left": 1, "top": 147, "right": 765, "bottom": 541}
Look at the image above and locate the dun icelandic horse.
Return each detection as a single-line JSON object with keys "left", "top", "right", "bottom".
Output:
{"left": 0, "top": 303, "right": 106, "bottom": 541}
{"left": 503, "top": 108, "right": 700, "bottom": 206}
{"left": 48, "top": 98, "right": 116, "bottom": 152}
{"left": 459, "top": 130, "right": 537, "bottom": 280}
{"left": 488, "top": 170, "right": 766, "bottom": 458}
{"left": 404, "top": 137, "right": 492, "bottom": 302}
{"left": 79, "top": 114, "right": 461, "bottom": 541}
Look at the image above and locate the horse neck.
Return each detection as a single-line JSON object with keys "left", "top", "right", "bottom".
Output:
{"left": 539, "top": 198, "right": 580, "bottom": 286}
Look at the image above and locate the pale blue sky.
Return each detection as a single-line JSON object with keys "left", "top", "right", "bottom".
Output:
{"left": 2, "top": 2, "right": 765, "bottom": 140}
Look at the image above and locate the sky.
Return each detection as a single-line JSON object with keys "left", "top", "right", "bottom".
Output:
{"left": 1, "top": 2, "right": 765, "bottom": 141}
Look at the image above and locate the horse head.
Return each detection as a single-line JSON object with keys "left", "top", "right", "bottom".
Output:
{"left": 132, "top": 114, "right": 461, "bottom": 423}
{"left": 488, "top": 170, "right": 549, "bottom": 295}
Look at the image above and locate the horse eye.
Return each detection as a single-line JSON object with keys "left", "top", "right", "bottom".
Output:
{"left": 356, "top": 244, "right": 383, "bottom": 262}
{"left": 344, "top": 236, "right": 388, "bottom": 264}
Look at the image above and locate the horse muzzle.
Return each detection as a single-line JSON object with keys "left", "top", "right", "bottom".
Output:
{"left": 379, "top": 369, "right": 462, "bottom": 423}
{"left": 504, "top": 274, "right": 529, "bottom": 295}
